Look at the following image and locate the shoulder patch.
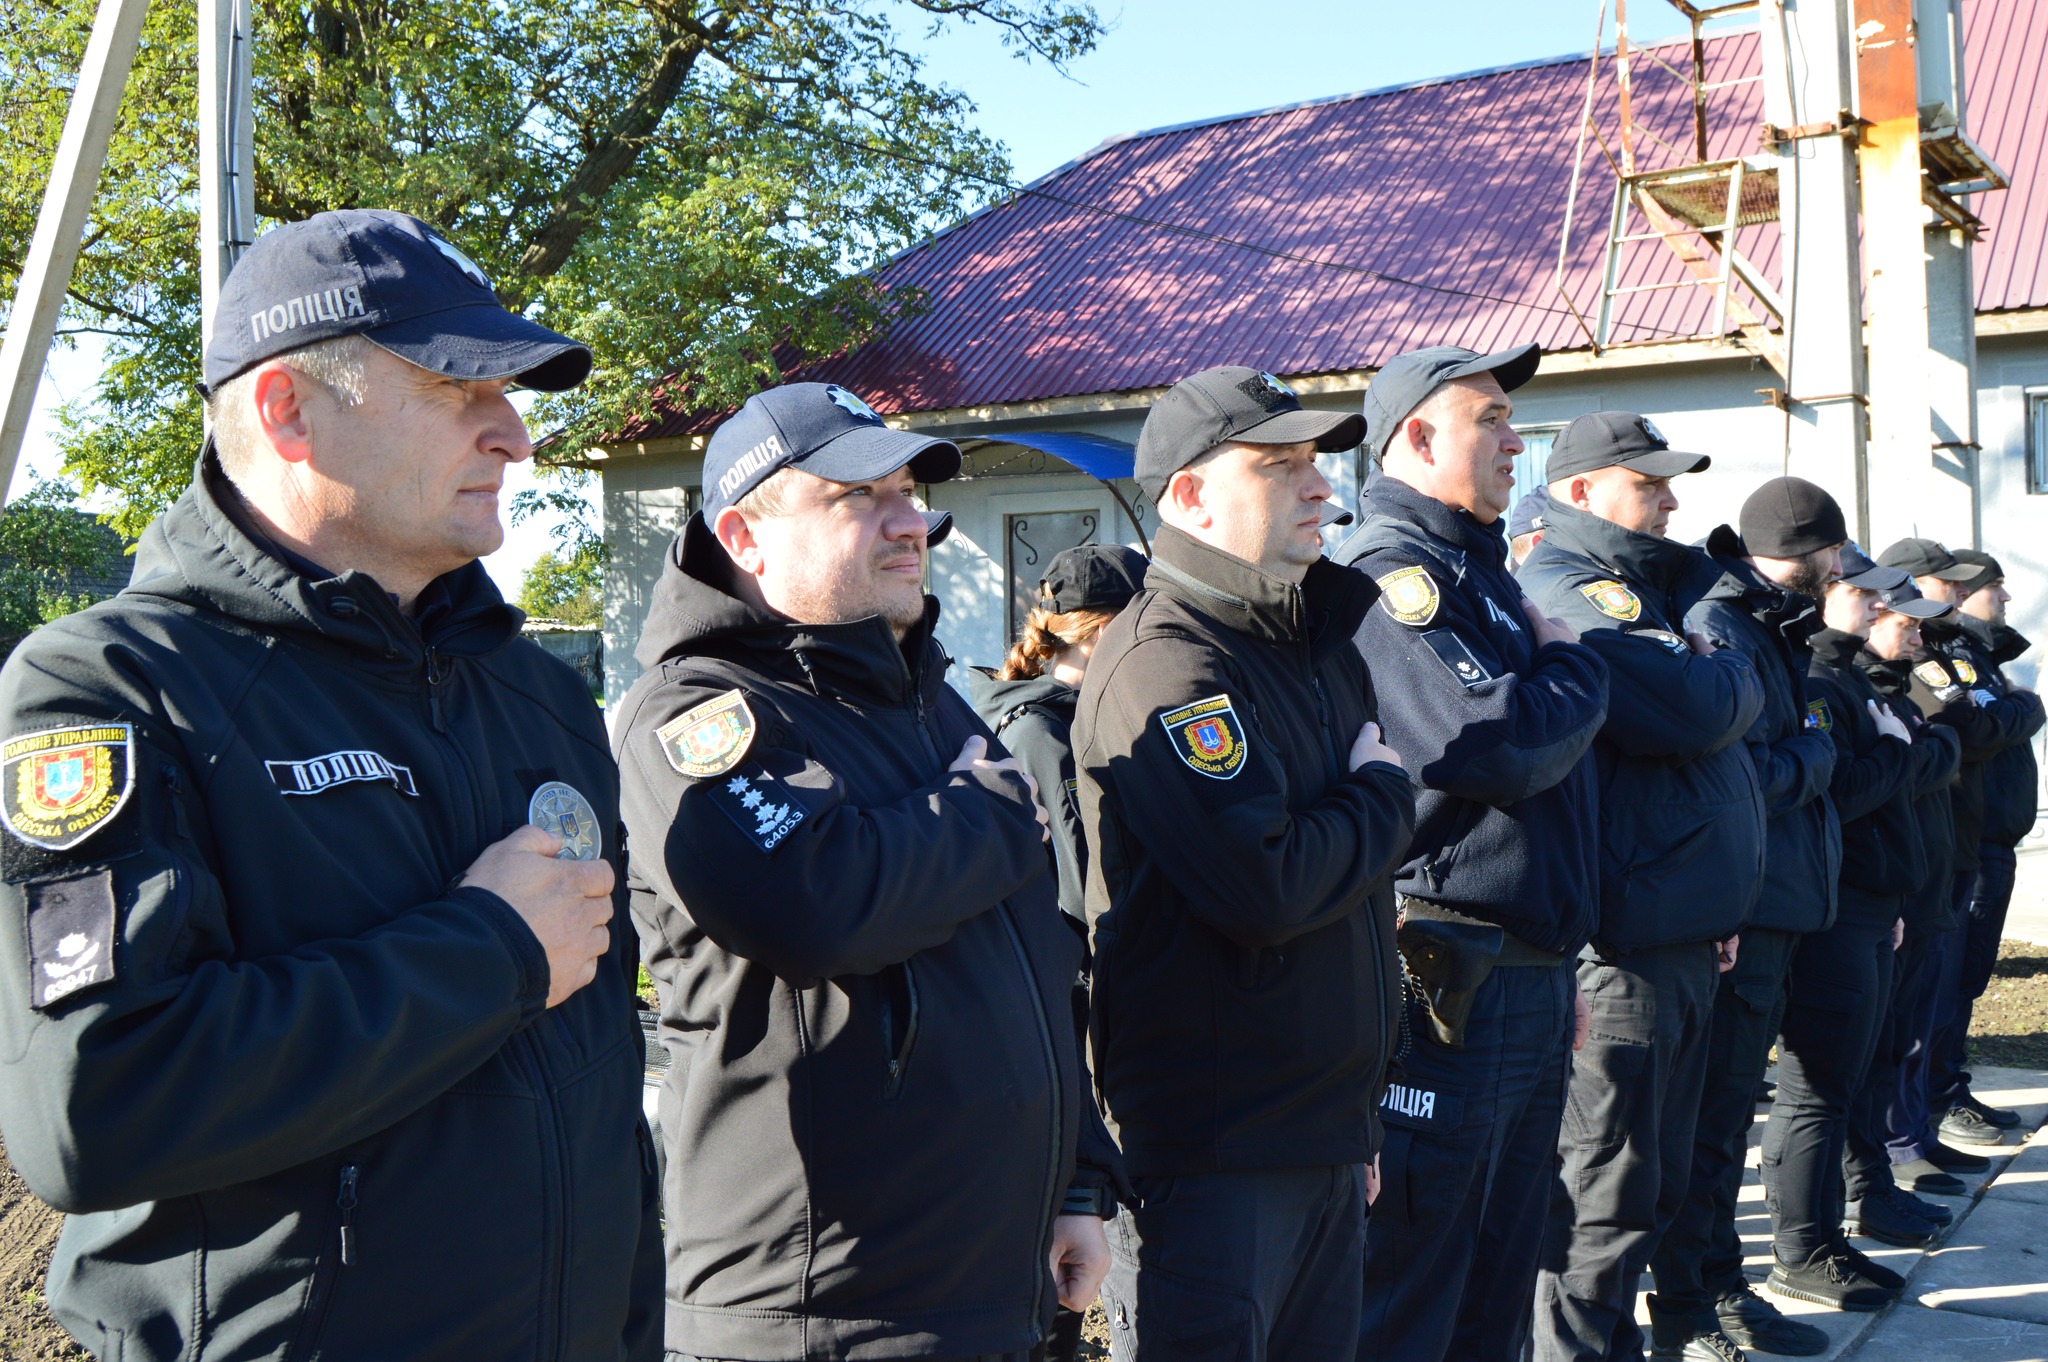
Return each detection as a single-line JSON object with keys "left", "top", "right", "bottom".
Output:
{"left": 1580, "top": 579, "right": 1643, "bottom": 622}
{"left": 1913, "top": 660, "right": 1950, "bottom": 689}
{"left": 706, "top": 762, "right": 810, "bottom": 852}
{"left": 1807, "top": 698, "right": 1833, "bottom": 733}
{"left": 1, "top": 725, "right": 135, "bottom": 851}
{"left": 1376, "top": 565, "right": 1441, "bottom": 627}
{"left": 1158, "top": 695, "right": 1249, "bottom": 780}
{"left": 1953, "top": 659, "right": 1980, "bottom": 684}
{"left": 1421, "top": 630, "right": 1493, "bottom": 689}
{"left": 1632, "top": 628, "right": 1690, "bottom": 656}
{"left": 26, "top": 868, "right": 116, "bottom": 1009}
{"left": 656, "top": 690, "right": 756, "bottom": 778}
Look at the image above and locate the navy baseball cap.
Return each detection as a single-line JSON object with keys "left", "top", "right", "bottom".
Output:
{"left": 1362, "top": 342, "right": 1541, "bottom": 461}
{"left": 1545, "top": 411, "right": 1709, "bottom": 481}
{"left": 203, "top": 210, "right": 592, "bottom": 394}
{"left": 702, "top": 383, "right": 961, "bottom": 527}
{"left": 1837, "top": 541, "right": 1910, "bottom": 592}
{"left": 1508, "top": 485, "right": 1551, "bottom": 539}
{"left": 1875, "top": 575, "right": 1951, "bottom": 620}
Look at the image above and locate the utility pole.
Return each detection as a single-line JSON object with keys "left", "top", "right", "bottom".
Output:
{"left": 198, "top": 0, "right": 255, "bottom": 353}
{"left": 0, "top": 0, "right": 152, "bottom": 504}
{"left": 1758, "top": 0, "right": 1871, "bottom": 537}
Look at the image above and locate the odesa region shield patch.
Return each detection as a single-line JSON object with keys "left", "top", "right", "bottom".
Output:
{"left": 657, "top": 689, "right": 757, "bottom": 778}
{"left": 1375, "top": 566, "right": 1440, "bottom": 627}
{"left": 1580, "top": 579, "right": 1643, "bottom": 622}
{"left": 1, "top": 724, "right": 134, "bottom": 850}
{"left": 1159, "top": 694, "right": 1249, "bottom": 780}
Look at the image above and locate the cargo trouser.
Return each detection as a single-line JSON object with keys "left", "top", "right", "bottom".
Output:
{"left": 1932, "top": 845, "right": 2018, "bottom": 1112}
{"left": 1534, "top": 941, "right": 1719, "bottom": 1362}
{"left": 1358, "top": 955, "right": 1575, "bottom": 1362}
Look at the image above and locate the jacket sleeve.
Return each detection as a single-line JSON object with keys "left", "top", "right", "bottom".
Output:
{"left": 995, "top": 709, "right": 1086, "bottom": 923}
{"left": 1534, "top": 579, "right": 1764, "bottom": 761}
{"left": 1351, "top": 552, "right": 1608, "bottom": 804}
{"left": 1079, "top": 635, "right": 1414, "bottom": 950}
{"left": 1690, "top": 602, "right": 1835, "bottom": 815}
{"left": 1909, "top": 722, "right": 1963, "bottom": 795}
{"left": 0, "top": 715, "right": 552, "bottom": 1215}
{"left": 1811, "top": 673, "right": 1915, "bottom": 824}
{"left": 1916, "top": 663, "right": 2044, "bottom": 758}
{"left": 618, "top": 682, "right": 1051, "bottom": 984}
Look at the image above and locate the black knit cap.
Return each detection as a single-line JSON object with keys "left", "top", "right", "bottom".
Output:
{"left": 1738, "top": 477, "right": 1847, "bottom": 558}
{"left": 1039, "top": 544, "right": 1148, "bottom": 614}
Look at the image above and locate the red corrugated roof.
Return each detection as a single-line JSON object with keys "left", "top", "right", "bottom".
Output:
{"left": 624, "top": 0, "right": 2045, "bottom": 440}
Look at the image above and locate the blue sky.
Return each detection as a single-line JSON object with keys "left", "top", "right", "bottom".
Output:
{"left": 14, "top": 0, "right": 1694, "bottom": 593}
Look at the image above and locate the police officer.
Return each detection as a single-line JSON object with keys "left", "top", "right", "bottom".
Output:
{"left": 1893, "top": 542, "right": 2046, "bottom": 1149}
{"left": 1337, "top": 344, "right": 1609, "bottom": 1362}
{"left": 1509, "top": 484, "right": 1551, "bottom": 569}
{"left": 1652, "top": 478, "right": 1845, "bottom": 1357}
{"left": 1517, "top": 412, "right": 1766, "bottom": 1362}
{"left": 965, "top": 542, "right": 1146, "bottom": 1362}
{"left": 1841, "top": 576, "right": 1963, "bottom": 1249}
{"left": 0, "top": 211, "right": 660, "bottom": 1361}
{"left": 1075, "top": 366, "right": 1414, "bottom": 1361}
{"left": 1764, "top": 545, "right": 1922, "bottom": 1313}
{"left": 614, "top": 383, "right": 1122, "bottom": 1362}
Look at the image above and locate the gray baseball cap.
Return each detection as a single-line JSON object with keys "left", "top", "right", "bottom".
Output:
{"left": 1134, "top": 366, "right": 1364, "bottom": 502}
{"left": 1362, "top": 342, "right": 1541, "bottom": 461}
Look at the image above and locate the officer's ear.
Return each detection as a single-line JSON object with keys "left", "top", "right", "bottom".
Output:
{"left": 1161, "top": 465, "right": 1211, "bottom": 529}
{"left": 251, "top": 361, "right": 316, "bottom": 467}
{"left": 1563, "top": 474, "right": 1597, "bottom": 512}
{"left": 712, "top": 506, "right": 767, "bottom": 579}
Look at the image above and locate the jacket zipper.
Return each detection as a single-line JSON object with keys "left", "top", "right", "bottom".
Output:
{"left": 1309, "top": 651, "right": 1396, "bottom": 1095}
{"left": 881, "top": 961, "right": 921, "bottom": 1099}
{"left": 336, "top": 1164, "right": 359, "bottom": 1266}
{"left": 995, "top": 906, "right": 1062, "bottom": 1337}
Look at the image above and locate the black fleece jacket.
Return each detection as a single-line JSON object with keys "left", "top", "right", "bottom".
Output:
{"left": 1910, "top": 617, "right": 2044, "bottom": 863}
{"left": 615, "top": 516, "right": 1120, "bottom": 1362}
{"left": 1519, "top": 503, "right": 1766, "bottom": 954}
{"left": 1074, "top": 525, "right": 1413, "bottom": 1177}
{"left": 1335, "top": 476, "right": 1607, "bottom": 956}
{"left": 1685, "top": 526, "right": 1841, "bottom": 935}
{"left": 1807, "top": 629, "right": 1922, "bottom": 924}
{"left": 0, "top": 451, "right": 660, "bottom": 1362}
{"left": 1859, "top": 649, "right": 1963, "bottom": 930}
{"left": 963, "top": 669, "right": 1090, "bottom": 925}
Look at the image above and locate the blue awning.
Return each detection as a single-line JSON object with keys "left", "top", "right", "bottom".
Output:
{"left": 957, "top": 431, "right": 1136, "bottom": 482}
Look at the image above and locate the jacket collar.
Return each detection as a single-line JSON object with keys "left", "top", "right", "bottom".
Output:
{"left": 1700, "top": 523, "right": 1820, "bottom": 645}
{"left": 1811, "top": 627, "right": 1868, "bottom": 670}
{"left": 1146, "top": 523, "right": 1376, "bottom": 654}
{"left": 1855, "top": 646, "right": 1914, "bottom": 695}
{"left": 123, "top": 444, "right": 522, "bottom": 665}
{"left": 1360, "top": 474, "right": 1510, "bottom": 570}
{"left": 1538, "top": 501, "right": 1720, "bottom": 607}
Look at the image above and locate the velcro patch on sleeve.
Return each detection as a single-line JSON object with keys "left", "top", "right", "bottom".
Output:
{"left": 1379, "top": 1077, "right": 1463, "bottom": 1133}
{"left": 706, "top": 762, "right": 812, "bottom": 853}
{"left": 1579, "top": 579, "right": 1643, "bottom": 622}
{"left": 1, "top": 724, "right": 134, "bottom": 851}
{"left": 656, "top": 690, "right": 757, "bottom": 778}
{"left": 26, "top": 868, "right": 117, "bottom": 1009}
{"left": 1375, "top": 566, "right": 1441, "bottom": 627}
{"left": 1806, "top": 698, "right": 1833, "bottom": 732}
{"left": 1913, "top": 661, "right": 1950, "bottom": 689}
{"left": 1631, "top": 628, "right": 1690, "bottom": 656}
{"left": 1157, "top": 695, "right": 1249, "bottom": 780}
{"left": 1421, "top": 630, "right": 1493, "bottom": 690}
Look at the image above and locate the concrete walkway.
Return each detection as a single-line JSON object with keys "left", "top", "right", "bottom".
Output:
{"left": 2007, "top": 846, "right": 2048, "bottom": 946}
{"left": 1631, "top": 1065, "right": 2048, "bottom": 1361}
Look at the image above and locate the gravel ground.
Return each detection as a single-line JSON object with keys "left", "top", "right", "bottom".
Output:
{"left": 1966, "top": 938, "right": 2048, "bottom": 1069}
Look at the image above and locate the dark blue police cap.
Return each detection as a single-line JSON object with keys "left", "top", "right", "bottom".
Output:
{"left": 702, "top": 383, "right": 961, "bottom": 539}
{"left": 202, "top": 209, "right": 592, "bottom": 394}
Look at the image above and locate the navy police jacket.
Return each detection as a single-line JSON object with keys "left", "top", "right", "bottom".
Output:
{"left": 1336, "top": 476, "right": 1607, "bottom": 957}
{"left": 615, "top": 518, "right": 1117, "bottom": 1362}
{"left": 1074, "top": 525, "right": 1413, "bottom": 1177}
{"left": 1913, "top": 617, "right": 2043, "bottom": 855}
{"left": 1687, "top": 528, "right": 1841, "bottom": 935}
{"left": 1860, "top": 651, "right": 1963, "bottom": 930}
{"left": 1807, "top": 629, "right": 1924, "bottom": 923}
{"left": 1519, "top": 503, "right": 1766, "bottom": 954}
{"left": 0, "top": 452, "right": 660, "bottom": 1362}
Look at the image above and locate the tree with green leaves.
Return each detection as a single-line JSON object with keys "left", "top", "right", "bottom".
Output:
{"left": 0, "top": 478, "right": 129, "bottom": 656}
{"left": 2, "top": 0, "right": 1101, "bottom": 544}
{"left": 519, "top": 544, "right": 604, "bottom": 626}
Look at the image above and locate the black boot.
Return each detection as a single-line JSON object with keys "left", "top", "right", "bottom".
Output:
{"left": 1847, "top": 1189, "right": 1937, "bottom": 1248}
{"left": 1766, "top": 1243, "right": 1901, "bottom": 1312}
{"left": 1895, "top": 1187, "right": 1953, "bottom": 1226}
{"left": 1923, "top": 1140, "right": 1993, "bottom": 1173}
{"left": 1714, "top": 1283, "right": 1829, "bottom": 1355}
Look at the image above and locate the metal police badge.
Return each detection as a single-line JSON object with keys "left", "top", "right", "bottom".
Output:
{"left": 1, "top": 724, "right": 134, "bottom": 851}
{"left": 1159, "top": 694, "right": 1248, "bottom": 780}
{"left": 1376, "top": 566, "right": 1441, "bottom": 627}
{"left": 529, "top": 781, "right": 601, "bottom": 861}
{"left": 657, "top": 690, "right": 757, "bottom": 778}
{"left": 1581, "top": 579, "right": 1643, "bottom": 622}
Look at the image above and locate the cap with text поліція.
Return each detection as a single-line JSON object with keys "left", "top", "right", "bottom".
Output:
{"left": 699, "top": 383, "right": 961, "bottom": 546}
{"left": 202, "top": 209, "right": 591, "bottom": 394}
{"left": 1360, "top": 342, "right": 1542, "bottom": 462}
{"left": 1543, "top": 410, "right": 1710, "bottom": 481}
{"left": 1134, "top": 367, "right": 1364, "bottom": 504}
{"left": 1737, "top": 477, "right": 1847, "bottom": 559}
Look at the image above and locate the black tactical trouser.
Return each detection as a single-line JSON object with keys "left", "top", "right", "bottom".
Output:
{"left": 1845, "top": 925, "right": 1940, "bottom": 1202}
{"left": 1104, "top": 1163, "right": 1366, "bottom": 1362}
{"left": 1761, "top": 910, "right": 1896, "bottom": 1260}
{"left": 1534, "top": 941, "right": 1719, "bottom": 1362}
{"left": 1933, "top": 843, "right": 2019, "bottom": 1112}
{"left": 1648, "top": 925, "right": 1801, "bottom": 1316}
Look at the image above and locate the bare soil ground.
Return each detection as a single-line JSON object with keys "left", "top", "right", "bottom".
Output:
{"left": 1967, "top": 938, "right": 2048, "bottom": 1069}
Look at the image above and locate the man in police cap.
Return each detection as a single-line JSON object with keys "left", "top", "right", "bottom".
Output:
{"left": 1650, "top": 477, "right": 1846, "bottom": 1357}
{"left": 1337, "top": 344, "right": 1609, "bottom": 1362}
{"left": 1885, "top": 541, "right": 2044, "bottom": 1152}
{"left": 1508, "top": 484, "right": 1551, "bottom": 570}
{"left": 1518, "top": 412, "right": 1766, "bottom": 1362}
{"left": 0, "top": 209, "right": 660, "bottom": 1361}
{"left": 1075, "top": 365, "right": 1414, "bottom": 1361}
{"left": 616, "top": 381, "right": 1122, "bottom": 1362}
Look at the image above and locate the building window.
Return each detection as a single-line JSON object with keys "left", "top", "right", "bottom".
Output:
{"left": 2029, "top": 391, "right": 2048, "bottom": 494}
{"left": 1005, "top": 509, "right": 1101, "bottom": 641}
{"left": 1509, "top": 425, "right": 1561, "bottom": 519}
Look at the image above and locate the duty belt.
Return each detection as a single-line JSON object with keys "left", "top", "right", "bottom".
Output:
{"left": 1400, "top": 899, "right": 1564, "bottom": 967}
